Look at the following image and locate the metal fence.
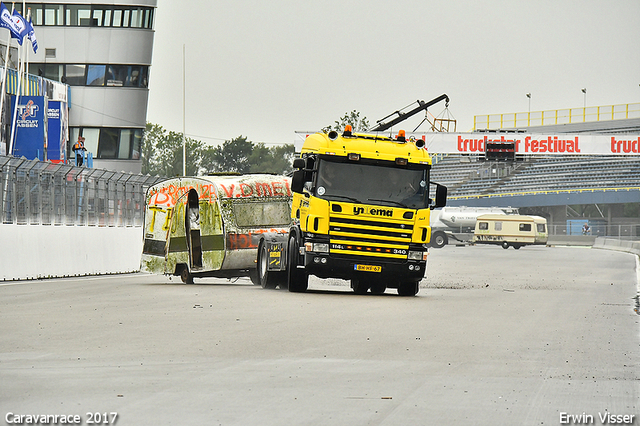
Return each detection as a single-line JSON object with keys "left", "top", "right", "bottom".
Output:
{"left": 549, "top": 223, "right": 640, "bottom": 238}
{"left": 1, "top": 156, "right": 164, "bottom": 226}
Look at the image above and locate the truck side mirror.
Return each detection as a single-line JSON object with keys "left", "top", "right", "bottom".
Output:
{"left": 291, "top": 169, "right": 305, "bottom": 193}
{"left": 433, "top": 183, "right": 447, "bottom": 209}
{"left": 292, "top": 158, "right": 305, "bottom": 169}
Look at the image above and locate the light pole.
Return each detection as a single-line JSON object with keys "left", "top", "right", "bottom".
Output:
{"left": 581, "top": 88, "right": 587, "bottom": 122}
{"left": 182, "top": 44, "right": 186, "bottom": 176}
{"left": 526, "top": 93, "right": 531, "bottom": 125}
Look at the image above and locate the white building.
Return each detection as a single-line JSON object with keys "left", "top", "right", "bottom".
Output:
{"left": 18, "top": 1, "right": 157, "bottom": 173}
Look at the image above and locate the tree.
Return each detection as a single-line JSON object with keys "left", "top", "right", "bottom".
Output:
{"left": 201, "top": 136, "right": 253, "bottom": 174}
{"left": 143, "top": 124, "right": 294, "bottom": 177}
{"left": 142, "top": 122, "right": 204, "bottom": 177}
{"left": 141, "top": 122, "right": 164, "bottom": 175}
{"left": 249, "top": 143, "right": 295, "bottom": 175}
{"left": 323, "top": 110, "right": 370, "bottom": 133}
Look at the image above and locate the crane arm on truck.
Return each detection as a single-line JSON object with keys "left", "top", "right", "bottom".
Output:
{"left": 370, "top": 94, "right": 449, "bottom": 132}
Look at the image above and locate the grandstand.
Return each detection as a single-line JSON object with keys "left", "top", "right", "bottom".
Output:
{"left": 433, "top": 155, "right": 640, "bottom": 197}
{"left": 430, "top": 104, "right": 640, "bottom": 237}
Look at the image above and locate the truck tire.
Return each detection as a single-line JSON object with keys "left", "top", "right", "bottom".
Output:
{"left": 370, "top": 281, "right": 387, "bottom": 295}
{"left": 257, "top": 239, "right": 285, "bottom": 289}
{"left": 431, "top": 231, "right": 447, "bottom": 249}
{"left": 287, "top": 236, "right": 308, "bottom": 293}
{"left": 397, "top": 281, "right": 419, "bottom": 296}
{"left": 351, "top": 279, "right": 369, "bottom": 295}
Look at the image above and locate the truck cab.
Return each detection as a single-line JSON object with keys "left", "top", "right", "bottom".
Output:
{"left": 258, "top": 128, "right": 447, "bottom": 296}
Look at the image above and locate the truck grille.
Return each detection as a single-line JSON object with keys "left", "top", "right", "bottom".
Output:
{"left": 328, "top": 216, "right": 412, "bottom": 260}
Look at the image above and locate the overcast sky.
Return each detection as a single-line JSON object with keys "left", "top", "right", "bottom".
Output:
{"left": 146, "top": 0, "right": 640, "bottom": 146}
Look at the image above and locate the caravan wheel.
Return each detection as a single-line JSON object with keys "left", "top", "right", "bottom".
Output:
{"left": 501, "top": 241, "right": 510, "bottom": 249}
{"left": 180, "top": 266, "right": 194, "bottom": 284}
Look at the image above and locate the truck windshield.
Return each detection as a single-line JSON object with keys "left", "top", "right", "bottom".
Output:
{"left": 315, "top": 160, "right": 429, "bottom": 209}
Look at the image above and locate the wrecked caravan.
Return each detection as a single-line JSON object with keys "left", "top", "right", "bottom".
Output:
{"left": 473, "top": 214, "right": 548, "bottom": 249}
{"left": 141, "top": 174, "right": 292, "bottom": 283}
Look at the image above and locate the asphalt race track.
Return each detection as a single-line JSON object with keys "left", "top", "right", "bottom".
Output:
{"left": 1, "top": 245, "right": 638, "bottom": 425}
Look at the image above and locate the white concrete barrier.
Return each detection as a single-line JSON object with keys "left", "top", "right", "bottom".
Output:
{"left": 592, "top": 237, "right": 640, "bottom": 256}
{"left": 1, "top": 224, "right": 144, "bottom": 281}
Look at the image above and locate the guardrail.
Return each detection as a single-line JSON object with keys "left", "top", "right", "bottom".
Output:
{"left": 473, "top": 102, "right": 640, "bottom": 130}
{"left": 0, "top": 156, "right": 163, "bottom": 226}
{"left": 449, "top": 186, "right": 640, "bottom": 201}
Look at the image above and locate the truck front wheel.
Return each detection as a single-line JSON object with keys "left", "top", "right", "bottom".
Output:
{"left": 287, "top": 236, "right": 308, "bottom": 293}
{"left": 370, "top": 281, "right": 387, "bottom": 295}
{"left": 351, "top": 279, "right": 369, "bottom": 295}
{"left": 397, "top": 281, "right": 419, "bottom": 296}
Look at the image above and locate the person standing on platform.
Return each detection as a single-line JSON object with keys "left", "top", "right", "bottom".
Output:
{"left": 72, "top": 136, "right": 86, "bottom": 166}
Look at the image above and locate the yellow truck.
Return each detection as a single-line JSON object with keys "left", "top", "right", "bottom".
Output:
{"left": 140, "top": 174, "right": 292, "bottom": 284}
{"left": 256, "top": 126, "right": 447, "bottom": 296}
{"left": 473, "top": 214, "right": 548, "bottom": 249}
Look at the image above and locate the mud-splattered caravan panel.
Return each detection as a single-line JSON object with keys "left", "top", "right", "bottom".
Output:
{"left": 140, "top": 174, "right": 292, "bottom": 283}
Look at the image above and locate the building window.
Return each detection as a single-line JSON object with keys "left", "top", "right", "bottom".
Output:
{"left": 92, "top": 8, "right": 104, "bottom": 26}
{"left": 16, "top": 4, "right": 154, "bottom": 29}
{"left": 121, "top": 9, "right": 130, "bottom": 27}
{"left": 64, "top": 64, "right": 86, "bottom": 85}
{"left": 30, "top": 63, "right": 149, "bottom": 88}
{"left": 28, "top": 3, "right": 43, "bottom": 25}
{"left": 0, "top": 44, "right": 19, "bottom": 70}
{"left": 112, "top": 9, "right": 122, "bottom": 27}
{"left": 130, "top": 8, "right": 143, "bottom": 28}
{"left": 119, "top": 129, "right": 133, "bottom": 159}
{"left": 44, "top": 4, "right": 64, "bottom": 26}
{"left": 87, "top": 65, "right": 106, "bottom": 86}
{"left": 131, "top": 130, "right": 142, "bottom": 159}
{"left": 39, "top": 64, "right": 63, "bottom": 81}
{"left": 98, "top": 128, "right": 119, "bottom": 158}
{"left": 66, "top": 5, "right": 92, "bottom": 26}
{"left": 73, "top": 127, "right": 144, "bottom": 160}
{"left": 79, "top": 128, "right": 100, "bottom": 155}
{"left": 104, "top": 8, "right": 112, "bottom": 27}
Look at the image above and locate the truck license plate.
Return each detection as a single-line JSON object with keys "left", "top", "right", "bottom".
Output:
{"left": 354, "top": 264, "right": 382, "bottom": 272}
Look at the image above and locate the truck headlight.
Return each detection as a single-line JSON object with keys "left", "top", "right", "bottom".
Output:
{"left": 305, "top": 242, "right": 329, "bottom": 253}
{"left": 314, "top": 243, "right": 329, "bottom": 253}
{"left": 408, "top": 250, "right": 427, "bottom": 261}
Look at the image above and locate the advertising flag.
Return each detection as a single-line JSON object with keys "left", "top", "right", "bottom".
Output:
{"left": 11, "top": 8, "right": 28, "bottom": 40}
{"left": 26, "top": 17, "right": 37, "bottom": 53}
{"left": 0, "top": 3, "right": 27, "bottom": 44}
